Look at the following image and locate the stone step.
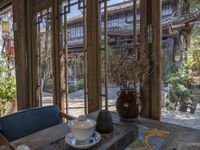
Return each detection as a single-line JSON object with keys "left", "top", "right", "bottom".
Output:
{"left": 195, "top": 103, "right": 200, "bottom": 114}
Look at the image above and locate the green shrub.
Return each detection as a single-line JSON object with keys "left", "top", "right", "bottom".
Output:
{"left": 68, "top": 84, "right": 75, "bottom": 93}
{"left": 165, "top": 101, "right": 175, "bottom": 110}
{"left": 0, "top": 76, "right": 16, "bottom": 100}
{"left": 78, "top": 79, "right": 84, "bottom": 89}
{"left": 165, "top": 63, "right": 191, "bottom": 110}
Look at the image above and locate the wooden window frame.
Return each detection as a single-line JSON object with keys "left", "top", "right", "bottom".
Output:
{"left": 140, "top": 0, "right": 161, "bottom": 120}
{"left": 10, "top": 0, "right": 161, "bottom": 119}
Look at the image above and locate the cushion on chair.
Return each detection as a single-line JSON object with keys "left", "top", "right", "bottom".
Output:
{"left": 0, "top": 105, "right": 61, "bottom": 142}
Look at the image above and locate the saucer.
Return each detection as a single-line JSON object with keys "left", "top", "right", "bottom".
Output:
{"left": 65, "top": 131, "right": 101, "bottom": 149}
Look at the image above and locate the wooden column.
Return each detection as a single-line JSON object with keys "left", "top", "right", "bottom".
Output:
{"left": 140, "top": 0, "right": 149, "bottom": 118}
{"left": 12, "top": 0, "right": 47, "bottom": 109}
{"left": 52, "top": 0, "right": 65, "bottom": 111}
{"left": 140, "top": 0, "right": 161, "bottom": 120}
{"left": 12, "top": 0, "right": 30, "bottom": 110}
{"left": 86, "top": 0, "right": 101, "bottom": 113}
{"left": 149, "top": 0, "right": 161, "bottom": 120}
{"left": 26, "top": 0, "right": 37, "bottom": 108}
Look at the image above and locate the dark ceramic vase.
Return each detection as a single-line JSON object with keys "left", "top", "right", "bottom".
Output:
{"left": 116, "top": 90, "right": 139, "bottom": 121}
{"left": 96, "top": 110, "right": 113, "bottom": 133}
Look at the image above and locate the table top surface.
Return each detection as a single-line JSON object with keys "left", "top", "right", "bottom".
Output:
{"left": 11, "top": 111, "right": 200, "bottom": 150}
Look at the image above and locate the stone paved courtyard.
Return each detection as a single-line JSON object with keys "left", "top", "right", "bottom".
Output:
{"left": 161, "top": 105, "right": 200, "bottom": 130}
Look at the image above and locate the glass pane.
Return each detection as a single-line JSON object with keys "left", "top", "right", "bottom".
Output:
{"left": 160, "top": 0, "right": 200, "bottom": 130}
{"left": 59, "top": 0, "right": 87, "bottom": 117}
{"left": 0, "top": 6, "right": 17, "bottom": 116}
{"left": 100, "top": 0, "right": 140, "bottom": 111}
{"left": 36, "top": 8, "right": 53, "bottom": 106}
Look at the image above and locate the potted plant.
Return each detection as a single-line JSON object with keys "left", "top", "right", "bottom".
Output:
{"left": 107, "top": 50, "right": 150, "bottom": 120}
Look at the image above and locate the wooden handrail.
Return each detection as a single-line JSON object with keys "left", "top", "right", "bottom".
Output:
{"left": 0, "top": 133, "right": 14, "bottom": 150}
{"left": 60, "top": 111, "right": 75, "bottom": 121}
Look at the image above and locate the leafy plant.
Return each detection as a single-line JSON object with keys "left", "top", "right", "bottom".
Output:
{"left": 0, "top": 54, "right": 16, "bottom": 116}
{"left": 187, "top": 29, "right": 200, "bottom": 74}
{"left": 165, "top": 63, "right": 191, "bottom": 110}
{"left": 189, "top": 0, "right": 200, "bottom": 9}
{"left": 0, "top": 76, "right": 16, "bottom": 100}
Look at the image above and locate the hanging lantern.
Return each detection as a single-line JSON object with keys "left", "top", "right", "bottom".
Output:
{"left": 174, "top": 55, "right": 180, "bottom": 62}
{"left": 2, "top": 21, "right": 10, "bottom": 32}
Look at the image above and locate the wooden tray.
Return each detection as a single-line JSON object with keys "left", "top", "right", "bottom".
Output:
{"left": 50, "top": 123, "right": 138, "bottom": 150}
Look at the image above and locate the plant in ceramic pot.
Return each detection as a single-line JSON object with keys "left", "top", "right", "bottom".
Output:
{"left": 107, "top": 50, "right": 150, "bottom": 121}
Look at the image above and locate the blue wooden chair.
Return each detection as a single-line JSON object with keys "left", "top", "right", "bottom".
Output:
{"left": 0, "top": 105, "right": 73, "bottom": 142}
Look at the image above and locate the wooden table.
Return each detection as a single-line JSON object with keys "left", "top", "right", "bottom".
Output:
{"left": 11, "top": 112, "right": 200, "bottom": 150}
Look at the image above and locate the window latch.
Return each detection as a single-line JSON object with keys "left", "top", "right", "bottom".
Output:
{"left": 13, "top": 22, "right": 17, "bottom": 31}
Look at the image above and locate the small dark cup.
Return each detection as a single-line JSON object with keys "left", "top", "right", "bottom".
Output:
{"left": 96, "top": 110, "right": 113, "bottom": 133}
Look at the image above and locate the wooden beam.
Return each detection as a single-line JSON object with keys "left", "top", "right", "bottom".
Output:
{"left": 0, "top": 133, "right": 15, "bottom": 150}
{"left": 0, "top": 0, "right": 12, "bottom": 10}
{"left": 32, "top": 0, "right": 51, "bottom": 13}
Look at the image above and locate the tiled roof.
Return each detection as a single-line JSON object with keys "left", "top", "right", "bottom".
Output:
{"left": 67, "top": 8, "right": 200, "bottom": 46}
{"left": 67, "top": 1, "right": 200, "bottom": 46}
{"left": 67, "top": 1, "right": 200, "bottom": 29}
{"left": 162, "top": 9, "right": 200, "bottom": 28}
{"left": 68, "top": 1, "right": 134, "bottom": 22}
{"left": 107, "top": 9, "right": 200, "bottom": 35}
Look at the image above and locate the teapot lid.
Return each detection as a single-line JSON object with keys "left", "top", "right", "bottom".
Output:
{"left": 68, "top": 115, "right": 96, "bottom": 129}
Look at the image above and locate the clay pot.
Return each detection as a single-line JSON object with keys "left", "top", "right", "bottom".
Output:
{"left": 116, "top": 90, "right": 139, "bottom": 121}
